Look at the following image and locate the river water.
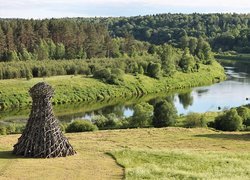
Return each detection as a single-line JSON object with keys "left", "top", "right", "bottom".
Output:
{"left": 1, "top": 60, "right": 250, "bottom": 124}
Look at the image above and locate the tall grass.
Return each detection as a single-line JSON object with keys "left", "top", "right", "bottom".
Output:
{"left": 112, "top": 149, "right": 250, "bottom": 179}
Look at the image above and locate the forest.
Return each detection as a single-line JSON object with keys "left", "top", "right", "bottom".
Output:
{"left": 0, "top": 17, "right": 215, "bottom": 80}
{"left": 1, "top": 13, "right": 250, "bottom": 62}
{"left": 101, "top": 13, "right": 250, "bottom": 53}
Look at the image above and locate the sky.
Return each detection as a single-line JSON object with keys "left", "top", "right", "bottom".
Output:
{"left": 0, "top": 0, "right": 250, "bottom": 19}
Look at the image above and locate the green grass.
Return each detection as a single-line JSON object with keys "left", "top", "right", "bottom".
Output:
{"left": 0, "top": 61, "right": 226, "bottom": 110}
{"left": 0, "top": 128, "right": 250, "bottom": 179}
{"left": 112, "top": 150, "right": 250, "bottom": 179}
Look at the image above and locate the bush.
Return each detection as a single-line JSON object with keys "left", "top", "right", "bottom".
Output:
{"left": 66, "top": 120, "right": 98, "bottom": 133}
{"left": 0, "top": 125, "right": 6, "bottom": 135}
{"left": 214, "top": 109, "right": 243, "bottom": 131}
{"left": 130, "top": 102, "right": 153, "bottom": 128}
{"left": 236, "top": 106, "right": 250, "bottom": 126}
{"left": 184, "top": 113, "right": 207, "bottom": 128}
{"left": 6, "top": 124, "right": 16, "bottom": 134}
{"left": 93, "top": 68, "right": 124, "bottom": 85}
{"left": 11, "top": 124, "right": 25, "bottom": 134}
{"left": 147, "top": 62, "right": 162, "bottom": 79}
{"left": 109, "top": 68, "right": 124, "bottom": 85}
{"left": 0, "top": 124, "right": 25, "bottom": 135}
{"left": 152, "top": 100, "right": 177, "bottom": 127}
{"left": 91, "top": 114, "right": 118, "bottom": 129}
{"left": 93, "top": 68, "right": 111, "bottom": 82}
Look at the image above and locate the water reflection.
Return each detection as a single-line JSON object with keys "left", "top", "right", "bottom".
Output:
{"left": 1, "top": 60, "right": 250, "bottom": 124}
{"left": 177, "top": 91, "right": 193, "bottom": 109}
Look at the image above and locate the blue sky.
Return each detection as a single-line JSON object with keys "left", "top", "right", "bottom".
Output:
{"left": 1, "top": 0, "right": 250, "bottom": 19}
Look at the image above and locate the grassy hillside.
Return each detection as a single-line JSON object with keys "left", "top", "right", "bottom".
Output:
{"left": 0, "top": 128, "right": 250, "bottom": 179}
{"left": 0, "top": 61, "right": 225, "bottom": 110}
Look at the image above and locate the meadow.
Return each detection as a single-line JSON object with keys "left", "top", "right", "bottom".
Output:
{"left": 0, "top": 127, "right": 250, "bottom": 179}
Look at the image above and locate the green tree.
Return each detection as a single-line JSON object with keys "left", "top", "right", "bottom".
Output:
{"left": 0, "top": 26, "right": 6, "bottom": 59}
{"left": 36, "top": 39, "right": 49, "bottom": 60}
{"left": 214, "top": 109, "right": 243, "bottom": 131}
{"left": 179, "top": 48, "right": 195, "bottom": 73}
{"left": 158, "top": 44, "right": 176, "bottom": 76}
{"left": 5, "top": 25, "right": 15, "bottom": 52}
{"left": 237, "top": 106, "right": 250, "bottom": 126}
{"left": 202, "top": 41, "right": 213, "bottom": 64}
{"left": 109, "top": 68, "right": 124, "bottom": 85}
{"left": 130, "top": 102, "right": 154, "bottom": 128}
{"left": 55, "top": 43, "right": 65, "bottom": 59}
{"left": 152, "top": 100, "right": 177, "bottom": 127}
{"left": 21, "top": 48, "right": 32, "bottom": 61}
{"left": 47, "top": 39, "right": 56, "bottom": 59}
{"left": 180, "top": 35, "right": 189, "bottom": 49}
{"left": 147, "top": 62, "right": 162, "bottom": 79}
{"left": 6, "top": 51, "right": 19, "bottom": 61}
{"left": 188, "top": 37, "right": 198, "bottom": 55}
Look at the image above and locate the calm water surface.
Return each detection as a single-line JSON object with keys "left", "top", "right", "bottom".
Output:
{"left": 1, "top": 60, "right": 250, "bottom": 123}
{"left": 58, "top": 60, "right": 250, "bottom": 121}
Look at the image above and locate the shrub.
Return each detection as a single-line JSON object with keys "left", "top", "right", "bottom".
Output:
{"left": 0, "top": 125, "right": 6, "bottom": 135}
{"left": 147, "top": 62, "right": 162, "bottom": 79}
{"left": 130, "top": 102, "right": 154, "bottom": 128}
{"left": 93, "top": 68, "right": 111, "bottom": 82}
{"left": 109, "top": 68, "right": 124, "bottom": 85}
{"left": 184, "top": 113, "right": 207, "bottom": 128}
{"left": 66, "top": 120, "right": 98, "bottom": 133}
{"left": 12, "top": 124, "right": 25, "bottom": 134}
{"left": 92, "top": 114, "right": 118, "bottom": 129}
{"left": 6, "top": 124, "right": 16, "bottom": 134}
{"left": 152, "top": 100, "right": 177, "bottom": 127}
{"left": 93, "top": 68, "right": 124, "bottom": 85}
{"left": 236, "top": 106, "right": 250, "bottom": 126}
{"left": 214, "top": 109, "right": 243, "bottom": 131}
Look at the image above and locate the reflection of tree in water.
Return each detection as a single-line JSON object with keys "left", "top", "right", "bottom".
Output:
{"left": 148, "top": 96, "right": 174, "bottom": 107}
{"left": 95, "top": 104, "right": 126, "bottom": 118}
{"left": 178, "top": 91, "right": 193, "bottom": 109}
{"left": 196, "top": 89, "right": 209, "bottom": 97}
{"left": 221, "top": 61, "right": 250, "bottom": 74}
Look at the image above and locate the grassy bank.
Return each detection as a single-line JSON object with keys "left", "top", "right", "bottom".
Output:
{"left": 215, "top": 53, "right": 250, "bottom": 62}
{"left": 0, "top": 61, "right": 225, "bottom": 110}
{"left": 0, "top": 128, "right": 250, "bottom": 179}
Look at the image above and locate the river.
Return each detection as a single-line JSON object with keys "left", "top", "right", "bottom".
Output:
{"left": 1, "top": 60, "right": 250, "bottom": 125}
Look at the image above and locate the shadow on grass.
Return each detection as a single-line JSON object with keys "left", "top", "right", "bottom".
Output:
{"left": 195, "top": 133, "right": 250, "bottom": 141}
{"left": 0, "top": 151, "right": 24, "bottom": 159}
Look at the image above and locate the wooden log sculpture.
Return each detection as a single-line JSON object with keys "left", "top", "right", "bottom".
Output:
{"left": 13, "top": 82, "right": 76, "bottom": 158}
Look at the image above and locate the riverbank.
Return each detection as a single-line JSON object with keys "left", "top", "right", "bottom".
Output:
{"left": 0, "top": 61, "right": 226, "bottom": 110}
{"left": 215, "top": 53, "right": 250, "bottom": 62}
{"left": 0, "top": 127, "right": 250, "bottom": 179}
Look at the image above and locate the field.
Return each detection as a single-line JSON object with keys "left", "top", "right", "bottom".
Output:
{"left": 0, "top": 128, "right": 250, "bottom": 179}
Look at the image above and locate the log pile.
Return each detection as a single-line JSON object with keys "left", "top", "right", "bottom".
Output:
{"left": 13, "top": 82, "right": 76, "bottom": 158}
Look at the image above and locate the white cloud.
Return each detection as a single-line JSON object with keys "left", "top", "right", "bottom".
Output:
{"left": 0, "top": 0, "right": 249, "bottom": 18}
{"left": 144, "top": 0, "right": 250, "bottom": 8}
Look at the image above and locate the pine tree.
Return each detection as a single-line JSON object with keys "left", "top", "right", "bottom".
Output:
{"left": 36, "top": 39, "right": 49, "bottom": 60}
{"left": 0, "top": 26, "right": 6, "bottom": 59}
{"left": 5, "top": 24, "right": 15, "bottom": 52}
{"left": 55, "top": 43, "right": 65, "bottom": 59}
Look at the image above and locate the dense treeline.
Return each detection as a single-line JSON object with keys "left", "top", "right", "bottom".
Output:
{"left": 0, "top": 14, "right": 245, "bottom": 63}
{"left": 0, "top": 37, "right": 213, "bottom": 81}
{"left": 0, "top": 19, "right": 152, "bottom": 61}
{"left": 80, "top": 13, "right": 250, "bottom": 53}
{"left": 0, "top": 56, "right": 160, "bottom": 80}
